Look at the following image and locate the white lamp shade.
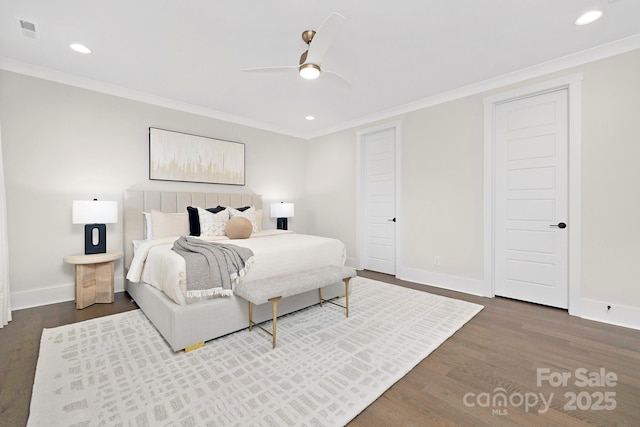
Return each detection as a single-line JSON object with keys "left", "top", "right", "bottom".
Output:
{"left": 72, "top": 200, "right": 118, "bottom": 224}
{"left": 270, "top": 202, "right": 295, "bottom": 218}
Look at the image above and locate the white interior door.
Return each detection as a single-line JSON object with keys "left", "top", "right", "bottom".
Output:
{"left": 363, "top": 128, "right": 396, "bottom": 275}
{"left": 494, "top": 89, "right": 569, "bottom": 308}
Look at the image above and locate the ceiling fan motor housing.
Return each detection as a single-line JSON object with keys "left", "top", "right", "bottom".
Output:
{"left": 301, "top": 30, "right": 316, "bottom": 45}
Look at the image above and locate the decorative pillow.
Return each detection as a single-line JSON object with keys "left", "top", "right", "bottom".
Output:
{"left": 149, "top": 210, "right": 189, "bottom": 239}
{"left": 187, "top": 205, "right": 227, "bottom": 236}
{"left": 233, "top": 206, "right": 262, "bottom": 231}
{"left": 186, "top": 206, "right": 200, "bottom": 236}
{"left": 225, "top": 217, "right": 253, "bottom": 239}
{"left": 228, "top": 206, "right": 258, "bottom": 233}
{"left": 255, "top": 209, "right": 263, "bottom": 232}
{"left": 197, "top": 207, "right": 229, "bottom": 237}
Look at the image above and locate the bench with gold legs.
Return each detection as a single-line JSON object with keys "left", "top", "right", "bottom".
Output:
{"left": 234, "top": 265, "right": 357, "bottom": 349}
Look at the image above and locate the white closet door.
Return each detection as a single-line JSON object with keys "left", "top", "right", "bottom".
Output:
{"left": 363, "top": 128, "right": 396, "bottom": 275}
{"left": 494, "top": 89, "right": 569, "bottom": 308}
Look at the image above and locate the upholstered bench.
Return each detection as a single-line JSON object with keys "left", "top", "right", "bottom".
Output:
{"left": 235, "top": 265, "right": 357, "bottom": 348}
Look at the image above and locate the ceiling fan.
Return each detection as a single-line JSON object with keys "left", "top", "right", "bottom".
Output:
{"left": 242, "top": 12, "right": 350, "bottom": 85}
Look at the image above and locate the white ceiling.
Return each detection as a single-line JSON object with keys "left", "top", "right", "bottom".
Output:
{"left": 1, "top": 0, "right": 639, "bottom": 139}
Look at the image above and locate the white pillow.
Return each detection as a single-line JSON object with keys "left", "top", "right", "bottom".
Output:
{"left": 198, "top": 207, "right": 229, "bottom": 237}
{"left": 228, "top": 206, "right": 258, "bottom": 233}
{"left": 255, "top": 209, "right": 263, "bottom": 232}
{"left": 143, "top": 212, "right": 152, "bottom": 239}
{"left": 149, "top": 210, "right": 189, "bottom": 238}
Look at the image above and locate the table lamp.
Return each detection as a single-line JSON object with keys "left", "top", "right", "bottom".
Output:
{"left": 270, "top": 202, "right": 294, "bottom": 230}
{"left": 72, "top": 199, "right": 118, "bottom": 254}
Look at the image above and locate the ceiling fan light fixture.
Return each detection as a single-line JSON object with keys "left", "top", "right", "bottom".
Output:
{"left": 299, "top": 63, "right": 320, "bottom": 80}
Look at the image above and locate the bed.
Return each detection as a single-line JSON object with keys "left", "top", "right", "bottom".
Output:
{"left": 123, "top": 190, "right": 347, "bottom": 351}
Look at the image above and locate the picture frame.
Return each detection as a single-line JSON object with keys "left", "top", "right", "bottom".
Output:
{"left": 149, "top": 127, "right": 245, "bottom": 185}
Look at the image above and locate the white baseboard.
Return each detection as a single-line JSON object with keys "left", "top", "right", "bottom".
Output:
{"left": 396, "top": 267, "right": 486, "bottom": 297}
{"left": 11, "top": 277, "right": 125, "bottom": 311}
{"left": 11, "top": 283, "right": 74, "bottom": 310}
{"left": 12, "top": 270, "right": 640, "bottom": 333}
{"left": 578, "top": 298, "right": 640, "bottom": 331}
{"left": 367, "top": 265, "right": 640, "bottom": 331}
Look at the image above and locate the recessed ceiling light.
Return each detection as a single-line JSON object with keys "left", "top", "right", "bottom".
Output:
{"left": 575, "top": 10, "right": 604, "bottom": 26}
{"left": 305, "top": 116, "right": 315, "bottom": 121}
{"left": 69, "top": 43, "right": 92, "bottom": 54}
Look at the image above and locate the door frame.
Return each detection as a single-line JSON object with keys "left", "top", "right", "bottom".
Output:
{"left": 356, "top": 121, "right": 402, "bottom": 272}
{"left": 483, "top": 74, "right": 583, "bottom": 315}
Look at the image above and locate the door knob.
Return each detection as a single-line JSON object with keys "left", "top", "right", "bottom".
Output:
{"left": 549, "top": 222, "right": 567, "bottom": 229}
{"left": 388, "top": 218, "right": 396, "bottom": 222}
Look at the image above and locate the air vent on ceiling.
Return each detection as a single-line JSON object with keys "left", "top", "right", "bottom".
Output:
{"left": 18, "top": 18, "right": 39, "bottom": 40}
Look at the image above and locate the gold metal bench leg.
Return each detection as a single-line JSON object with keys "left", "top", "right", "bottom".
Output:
{"left": 343, "top": 277, "right": 350, "bottom": 318}
{"left": 269, "top": 296, "right": 282, "bottom": 349}
{"left": 319, "top": 277, "right": 352, "bottom": 318}
{"left": 185, "top": 342, "right": 205, "bottom": 352}
{"left": 248, "top": 301, "right": 254, "bottom": 331}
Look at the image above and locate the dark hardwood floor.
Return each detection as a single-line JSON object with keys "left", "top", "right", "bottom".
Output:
{"left": 1, "top": 272, "right": 639, "bottom": 426}
{"left": 350, "top": 271, "right": 640, "bottom": 427}
{"left": 0, "top": 293, "right": 138, "bottom": 427}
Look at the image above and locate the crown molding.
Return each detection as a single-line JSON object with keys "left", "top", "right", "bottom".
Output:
{"left": 306, "top": 34, "right": 640, "bottom": 139}
{"left": 0, "top": 56, "right": 306, "bottom": 139}
{"left": 2, "top": 34, "right": 639, "bottom": 140}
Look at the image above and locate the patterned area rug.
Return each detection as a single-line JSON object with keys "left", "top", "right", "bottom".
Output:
{"left": 29, "top": 277, "right": 483, "bottom": 426}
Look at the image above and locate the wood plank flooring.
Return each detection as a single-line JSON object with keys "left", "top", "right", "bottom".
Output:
{"left": 0, "top": 293, "right": 138, "bottom": 427}
{"left": 350, "top": 271, "right": 640, "bottom": 427}
{"left": 1, "top": 271, "right": 638, "bottom": 426}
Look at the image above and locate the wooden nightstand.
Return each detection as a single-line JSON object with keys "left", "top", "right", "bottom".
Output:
{"left": 63, "top": 251, "right": 124, "bottom": 309}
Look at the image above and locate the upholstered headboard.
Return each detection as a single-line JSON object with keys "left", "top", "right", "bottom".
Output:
{"left": 123, "top": 190, "right": 262, "bottom": 270}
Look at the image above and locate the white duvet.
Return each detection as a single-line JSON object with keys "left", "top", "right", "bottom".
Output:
{"left": 126, "top": 230, "right": 347, "bottom": 305}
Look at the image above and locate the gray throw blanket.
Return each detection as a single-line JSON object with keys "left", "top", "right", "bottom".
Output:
{"left": 172, "top": 236, "right": 254, "bottom": 298}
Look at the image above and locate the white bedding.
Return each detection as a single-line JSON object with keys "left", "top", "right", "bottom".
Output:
{"left": 126, "top": 230, "right": 347, "bottom": 305}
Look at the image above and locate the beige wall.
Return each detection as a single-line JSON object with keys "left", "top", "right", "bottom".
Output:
{"left": 0, "top": 70, "right": 307, "bottom": 308}
{"left": 580, "top": 51, "right": 640, "bottom": 304}
{"left": 305, "top": 130, "right": 357, "bottom": 257}
{"left": 401, "top": 98, "right": 484, "bottom": 279}
{"left": 307, "top": 49, "right": 640, "bottom": 328}
{"left": 2, "top": 49, "right": 639, "bottom": 328}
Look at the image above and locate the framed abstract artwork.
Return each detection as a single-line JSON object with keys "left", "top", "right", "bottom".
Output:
{"left": 149, "top": 127, "right": 245, "bottom": 185}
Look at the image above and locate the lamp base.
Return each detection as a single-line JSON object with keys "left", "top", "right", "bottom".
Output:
{"left": 84, "top": 223, "right": 107, "bottom": 254}
{"left": 276, "top": 217, "right": 288, "bottom": 230}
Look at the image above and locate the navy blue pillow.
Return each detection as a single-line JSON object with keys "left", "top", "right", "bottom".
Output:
{"left": 208, "top": 206, "right": 227, "bottom": 214}
{"left": 186, "top": 206, "right": 201, "bottom": 236}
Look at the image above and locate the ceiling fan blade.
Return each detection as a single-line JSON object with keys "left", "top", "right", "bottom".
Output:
{"left": 241, "top": 65, "right": 298, "bottom": 73}
{"left": 305, "top": 12, "right": 345, "bottom": 65}
{"left": 322, "top": 69, "right": 352, "bottom": 86}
